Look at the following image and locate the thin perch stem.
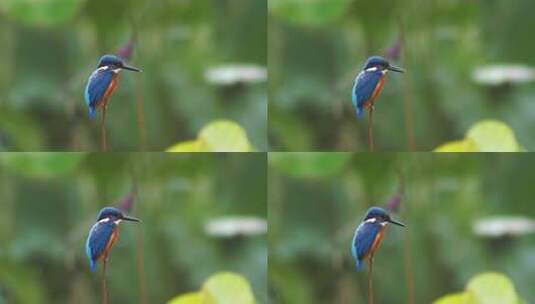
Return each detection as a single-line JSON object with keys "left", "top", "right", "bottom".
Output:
{"left": 100, "top": 107, "right": 108, "bottom": 151}
{"left": 368, "top": 254, "right": 374, "bottom": 304}
{"left": 101, "top": 259, "right": 108, "bottom": 304}
{"left": 368, "top": 107, "right": 375, "bottom": 152}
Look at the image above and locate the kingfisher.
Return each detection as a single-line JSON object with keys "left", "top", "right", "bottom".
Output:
{"left": 352, "top": 56, "right": 404, "bottom": 118}
{"left": 84, "top": 54, "right": 141, "bottom": 119}
{"left": 85, "top": 207, "right": 141, "bottom": 272}
{"left": 351, "top": 207, "right": 405, "bottom": 271}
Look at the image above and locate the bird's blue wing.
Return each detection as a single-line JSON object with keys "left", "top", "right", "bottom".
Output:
{"left": 352, "top": 71, "right": 383, "bottom": 119}
{"left": 352, "top": 222, "right": 382, "bottom": 271}
{"left": 84, "top": 68, "right": 114, "bottom": 118}
{"left": 85, "top": 221, "right": 115, "bottom": 272}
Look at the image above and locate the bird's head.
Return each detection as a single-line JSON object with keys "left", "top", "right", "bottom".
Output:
{"left": 97, "top": 54, "right": 142, "bottom": 72}
{"left": 364, "top": 206, "right": 405, "bottom": 227}
{"left": 97, "top": 207, "right": 141, "bottom": 223}
{"left": 363, "top": 56, "right": 404, "bottom": 73}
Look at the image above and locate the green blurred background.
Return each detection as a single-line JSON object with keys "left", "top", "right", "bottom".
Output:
{"left": 268, "top": 0, "right": 535, "bottom": 151}
{"left": 0, "top": 0, "right": 267, "bottom": 151}
{"left": 0, "top": 152, "right": 267, "bottom": 303}
{"left": 268, "top": 153, "right": 535, "bottom": 303}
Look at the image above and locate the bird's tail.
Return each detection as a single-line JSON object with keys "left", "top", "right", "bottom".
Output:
{"left": 88, "top": 107, "right": 96, "bottom": 119}
{"left": 355, "top": 106, "right": 364, "bottom": 119}
{"left": 355, "top": 258, "right": 363, "bottom": 272}
{"left": 89, "top": 258, "right": 96, "bottom": 272}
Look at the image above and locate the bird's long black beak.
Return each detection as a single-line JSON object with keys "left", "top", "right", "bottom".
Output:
{"left": 387, "top": 64, "right": 405, "bottom": 73}
{"left": 123, "top": 215, "right": 141, "bottom": 223}
{"left": 122, "top": 64, "right": 142, "bottom": 72}
{"left": 389, "top": 219, "right": 405, "bottom": 227}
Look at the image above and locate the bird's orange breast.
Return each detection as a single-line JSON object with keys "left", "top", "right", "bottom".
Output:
{"left": 100, "top": 228, "right": 119, "bottom": 261}
{"left": 365, "top": 225, "right": 386, "bottom": 259}
{"left": 371, "top": 76, "right": 385, "bottom": 101}
{"left": 97, "top": 73, "right": 119, "bottom": 109}
{"left": 363, "top": 75, "right": 386, "bottom": 110}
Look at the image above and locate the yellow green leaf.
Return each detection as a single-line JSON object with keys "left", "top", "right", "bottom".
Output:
{"left": 166, "top": 140, "right": 205, "bottom": 152}
{"left": 433, "top": 292, "right": 469, "bottom": 304}
{"left": 198, "top": 120, "right": 251, "bottom": 152}
{"left": 434, "top": 120, "right": 521, "bottom": 152}
{"left": 167, "top": 292, "right": 203, "bottom": 304}
{"left": 434, "top": 139, "right": 478, "bottom": 152}
{"left": 466, "top": 120, "right": 519, "bottom": 152}
{"left": 201, "top": 272, "right": 255, "bottom": 304}
{"left": 167, "top": 120, "right": 252, "bottom": 152}
{"left": 466, "top": 272, "right": 519, "bottom": 304}
{"left": 433, "top": 272, "right": 521, "bottom": 304}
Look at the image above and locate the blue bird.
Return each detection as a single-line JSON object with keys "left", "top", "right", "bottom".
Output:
{"left": 352, "top": 56, "right": 404, "bottom": 118}
{"left": 351, "top": 207, "right": 405, "bottom": 271}
{"left": 85, "top": 207, "right": 140, "bottom": 272}
{"left": 84, "top": 55, "right": 141, "bottom": 119}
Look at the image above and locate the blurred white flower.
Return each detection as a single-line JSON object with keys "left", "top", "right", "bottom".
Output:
{"left": 473, "top": 216, "right": 535, "bottom": 237}
{"left": 205, "top": 216, "right": 267, "bottom": 238}
{"left": 472, "top": 65, "right": 535, "bottom": 86}
{"left": 204, "top": 64, "right": 267, "bottom": 86}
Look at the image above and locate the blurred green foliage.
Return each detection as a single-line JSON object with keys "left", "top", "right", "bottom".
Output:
{"left": 0, "top": 152, "right": 86, "bottom": 178}
{"left": 0, "top": 0, "right": 267, "bottom": 151}
{"left": 0, "top": 153, "right": 267, "bottom": 303}
{"left": 0, "top": 0, "right": 84, "bottom": 27}
{"left": 268, "top": 0, "right": 535, "bottom": 151}
{"left": 269, "top": 0, "right": 352, "bottom": 27}
{"left": 268, "top": 153, "right": 535, "bottom": 303}
{"left": 269, "top": 152, "right": 351, "bottom": 178}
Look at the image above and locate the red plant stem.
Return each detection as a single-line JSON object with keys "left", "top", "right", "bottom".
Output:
{"left": 129, "top": 169, "right": 147, "bottom": 303}
{"left": 368, "top": 108, "right": 375, "bottom": 152}
{"left": 137, "top": 230, "right": 147, "bottom": 304}
{"left": 100, "top": 107, "right": 108, "bottom": 151}
{"left": 135, "top": 78, "right": 147, "bottom": 150}
{"left": 102, "top": 259, "right": 108, "bottom": 304}
{"left": 398, "top": 17, "right": 416, "bottom": 151}
{"left": 403, "top": 230, "right": 415, "bottom": 304}
{"left": 368, "top": 255, "right": 374, "bottom": 304}
{"left": 401, "top": 79, "right": 415, "bottom": 151}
